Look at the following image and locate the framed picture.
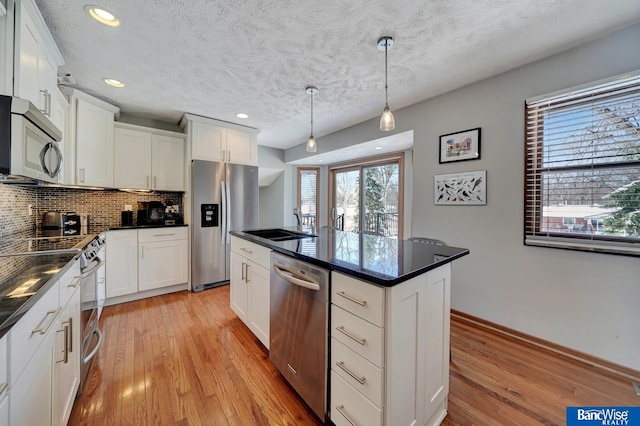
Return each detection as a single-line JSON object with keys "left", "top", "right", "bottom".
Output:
{"left": 439, "top": 127, "right": 481, "bottom": 163}
{"left": 434, "top": 170, "right": 486, "bottom": 205}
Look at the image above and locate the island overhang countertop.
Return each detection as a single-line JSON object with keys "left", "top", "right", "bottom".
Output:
{"left": 230, "top": 227, "right": 469, "bottom": 287}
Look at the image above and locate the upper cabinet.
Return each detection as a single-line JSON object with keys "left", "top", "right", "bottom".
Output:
{"left": 61, "top": 87, "right": 120, "bottom": 187}
{"left": 114, "top": 123, "right": 185, "bottom": 191}
{"left": 180, "top": 114, "right": 259, "bottom": 166}
{"left": 13, "top": 0, "right": 64, "bottom": 119}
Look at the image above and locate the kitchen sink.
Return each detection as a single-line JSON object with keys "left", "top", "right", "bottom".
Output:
{"left": 243, "top": 228, "right": 317, "bottom": 241}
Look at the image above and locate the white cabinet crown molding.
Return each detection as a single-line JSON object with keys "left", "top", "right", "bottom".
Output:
{"left": 115, "top": 121, "right": 185, "bottom": 138}
{"left": 180, "top": 112, "right": 260, "bottom": 135}
{"left": 60, "top": 86, "right": 120, "bottom": 116}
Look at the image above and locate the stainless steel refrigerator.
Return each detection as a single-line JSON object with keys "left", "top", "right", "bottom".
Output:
{"left": 191, "top": 159, "right": 258, "bottom": 291}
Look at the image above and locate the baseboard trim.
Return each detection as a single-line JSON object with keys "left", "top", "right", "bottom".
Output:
{"left": 451, "top": 309, "right": 640, "bottom": 383}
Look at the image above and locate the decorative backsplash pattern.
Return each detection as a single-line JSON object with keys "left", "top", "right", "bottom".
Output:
{"left": 0, "top": 185, "right": 184, "bottom": 237}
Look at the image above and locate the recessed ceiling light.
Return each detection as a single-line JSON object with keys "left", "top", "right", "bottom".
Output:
{"left": 236, "top": 113, "right": 249, "bottom": 119}
{"left": 103, "top": 78, "right": 124, "bottom": 88}
{"left": 85, "top": 5, "right": 120, "bottom": 27}
{"left": 375, "top": 146, "right": 382, "bottom": 150}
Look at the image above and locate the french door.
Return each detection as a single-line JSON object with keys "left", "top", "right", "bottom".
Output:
{"left": 329, "top": 153, "right": 403, "bottom": 237}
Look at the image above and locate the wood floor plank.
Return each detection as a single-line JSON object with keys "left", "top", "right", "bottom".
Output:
{"left": 69, "top": 286, "right": 639, "bottom": 426}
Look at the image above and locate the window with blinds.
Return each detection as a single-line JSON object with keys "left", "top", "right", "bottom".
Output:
{"left": 298, "top": 167, "right": 319, "bottom": 227}
{"left": 524, "top": 71, "right": 640, "bottom": 256}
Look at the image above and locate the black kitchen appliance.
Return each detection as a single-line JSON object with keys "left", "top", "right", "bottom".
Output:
{"left": 121, "top": 210, "right": 134, "bottom": 226}
{"left": 137, "top": 201, "right": 165, "bottom": 225}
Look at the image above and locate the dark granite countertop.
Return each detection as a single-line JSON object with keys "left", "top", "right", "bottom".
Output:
{"left": 0, "top": 252, "right": 80, "bottom": 338}
{"left": 107, "top": 223, "right": 188, "bottom": 231}
{"left": 230, "top": 227, "right": 469, "bottom": 287}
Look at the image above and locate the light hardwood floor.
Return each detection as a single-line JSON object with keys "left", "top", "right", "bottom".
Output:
{"left": 69, "top": 286, "right": 639, "bottom": 425}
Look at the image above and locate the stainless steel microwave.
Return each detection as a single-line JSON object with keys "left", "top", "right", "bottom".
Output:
{"left": 0, "top": 95, "right": 63, "bottom": 183}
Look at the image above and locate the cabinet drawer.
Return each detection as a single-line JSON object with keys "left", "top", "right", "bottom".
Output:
{"left": 330, "top": 371, "right": 382, "bottom": 426}
{"left": 9, "top": 280, "right": 60, "bottom": 386}
{"left": 138, "top": 226, "right": 187, "bottom": 243}
{"left": 331, "top": 305, "right": 384, "bottom": 368}
{"left": 331, "top": 337, "right": 383, "bottom": 407}
{"left": 58, "top": 259, "right": 82, "bottom": 307}
{"left": 230, "top": 236, "right": 271, "bottom": 268}
{"left": 332, "top": 272, "right": 385, "bottom": 327}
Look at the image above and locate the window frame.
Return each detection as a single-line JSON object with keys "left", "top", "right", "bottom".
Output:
{"left": 524, "top": 71, "right": 640, "bottom": 256}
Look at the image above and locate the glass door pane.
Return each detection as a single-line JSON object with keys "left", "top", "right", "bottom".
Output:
{"left": 363, "top": 164, "right": 399, "bottom": 237}
{"left": 333, "top": 169, "right": 359, "bottom": 231}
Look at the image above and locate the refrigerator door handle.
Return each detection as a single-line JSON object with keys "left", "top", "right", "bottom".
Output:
{"left": 220, "top": 181, "right": 227, "bottom": 245}
{"left": 225, "top": 181, "right": 231, "bottom": 244}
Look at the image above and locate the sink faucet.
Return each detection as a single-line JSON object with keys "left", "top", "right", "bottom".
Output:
{"left": 293, "top": 208, "right": 302, "bottom": 226}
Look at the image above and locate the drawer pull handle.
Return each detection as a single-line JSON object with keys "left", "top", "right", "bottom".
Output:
{"left": 31, "top": 307, "right": 61, "bottom": 336}
{"left": 336, "top": 325, "right": 366, "bottom": 346}
{"left": 240, "top": 247, "right": 253, "bottom": 254}
{"left": 336, "top": 404, "right": 360, "bottom": 426}
{"left": 153, "top": 233, "right": 175, "bottom": 237}
{"left": 337, "top": 291, "right": 367, "bottom": 306}
{"left": 336, "top": 361, "right": 366, "bottom": 385}
{"left": 68, "top": 276, "right": 82, "bottom": 288}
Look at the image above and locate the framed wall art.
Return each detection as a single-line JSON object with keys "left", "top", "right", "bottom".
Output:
{"left": 434, "top": 170, "right": 486, "bottom": 205}
{"left": 439, "top": 127, "right": 481, "bottom": 163}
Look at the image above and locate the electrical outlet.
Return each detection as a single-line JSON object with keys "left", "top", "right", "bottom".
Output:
{"left": 28, "top": 204, "right": 33, "bottom": 216}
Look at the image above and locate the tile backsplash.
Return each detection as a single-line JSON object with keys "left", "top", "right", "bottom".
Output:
{"left": 0, "top": 185, "right": 184, "bottom": 236}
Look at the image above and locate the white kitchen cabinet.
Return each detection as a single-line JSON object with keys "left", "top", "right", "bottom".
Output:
{"left": 50, "top": 88, "right": 69, "bottom": 183}
{"left": 330, "top": 263, "right": 452, "bottom": 426}
{"left": 181, "top": 114, "right": 259, "bottom": 166}
{"left": 138, "top": 228, "right": 188, "bottom": 292}
{"left": 114, "top": 123, "right": 185, "bottom": 191}
{"left": 13, "top": 0, "right": 63, "bottom": 119}
{"left": 230, "top": 251, "right": 249, "bottom": 322}
{"left": 106, "top": 229, "right": 138, "bottom": 298}
{"left": 9, "top": 325, "right": 54, "bottom": 426}
{"left": 229, "top": 236, "right": 270, "bottom": 348}
{"left": 53, "top": 283, "right": 80, "bottom": 426}
{"left": 0, "top": 334, "right": 8, "bottom": 426}
{"left": 61, "top": 87, "right": 120, "bottom": 187}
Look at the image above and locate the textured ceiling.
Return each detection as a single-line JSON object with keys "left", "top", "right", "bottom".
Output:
{"left": 36, "top": 0, "right": 640, "bottom": 150}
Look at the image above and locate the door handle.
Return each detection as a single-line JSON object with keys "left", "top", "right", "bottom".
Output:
{"left": 272, "top": 264, "right": 320, "bottom": 291}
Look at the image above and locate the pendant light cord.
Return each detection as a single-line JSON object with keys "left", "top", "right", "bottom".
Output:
{"left": 310, "top": 89, "right": 314, "bottom": 137}
{"left": 384, "top": 39, "right": 389, "bottom": 107}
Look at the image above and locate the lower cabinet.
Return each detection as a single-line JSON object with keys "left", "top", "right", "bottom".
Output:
{"left": 9, "top": 258, "right": 82, "bottom": 426}
{"left": 229, "top": 236, "right": 270, "bottom": 348}
{"left": 330, "top": 263, "right": 452, "bottom": 426}
{"left": 138, "top": 229, "right": 188, "bottom": 292}
{"left": 106, "top": 227, "right": 189, "bottom": 303}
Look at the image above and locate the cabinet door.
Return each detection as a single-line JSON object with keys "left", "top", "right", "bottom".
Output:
{"left": 53, "top": 287, "right": 80, "bottom": 426}
{"left": 138, "top": 239, "right": 188, "bottom": 291}
{"left": 191, "top": 121, "right": 225, "bottom": 162}
{"left": 10, "top": 329, "right": 54, "bottom": 426}
{"left": 248, "top": 261, "right": 270, "bottom": 349}
{"left": 229, "top": 252, "right": 248, "bottom": 322}
{"left": 50, "top": 90, "right": 68, "bottom": 183}
{"left": 152, "top": 134, "right": 184, "bottom": 191}
{"left": 16, "top": 7, "right": 40, "bottom": 109}
{"left": 38, "top": 52, "right": 57, "bottom": 117}
{"left": 226, "top": 128, "right": 257, "bottom": 165}
{"left": 106, "top": 230, "right": 138, "bottom": 298}
{"left": 114, "top": 127, "right": 152, "bottom": 189}
{"left": 76, "top": 99, "right": 115, "bottom": 187}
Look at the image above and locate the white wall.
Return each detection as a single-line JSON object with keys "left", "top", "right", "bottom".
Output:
{"left": 285, "top": 23, "right": 640, "bottom": 370}
{"left": 257, "top": 146, "right": 294, "bottom": 227}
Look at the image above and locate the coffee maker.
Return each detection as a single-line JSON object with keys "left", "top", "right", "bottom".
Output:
{"left": 137, "top": 201, "right": 165, "bottom": 225}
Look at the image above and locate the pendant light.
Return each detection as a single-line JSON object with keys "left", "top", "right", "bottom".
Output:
{"left": 377, "top": 36, "right": 395, "bottom": 131}
{"left": 306, "top": 86, "right": 318, "bottom": 152}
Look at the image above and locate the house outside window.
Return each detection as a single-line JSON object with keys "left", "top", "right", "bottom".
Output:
{"left": 524, "top": 71, "right": 640, "bottom": 256}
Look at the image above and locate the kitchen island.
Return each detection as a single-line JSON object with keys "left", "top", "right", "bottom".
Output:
{"left": 230, "top": 227, "right": 469, "bottom": 426}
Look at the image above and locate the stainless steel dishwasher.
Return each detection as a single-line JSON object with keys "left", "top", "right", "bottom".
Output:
{"left": 270, "top": 252, "right": 329, "bottom": 421}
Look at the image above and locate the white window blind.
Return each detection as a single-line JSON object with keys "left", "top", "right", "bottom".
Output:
{"left": 524, "top": 71, "right": 640, "bottom": 256}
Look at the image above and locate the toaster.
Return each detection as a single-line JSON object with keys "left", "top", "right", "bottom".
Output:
{"left": 42, "top": 211, "right": 81, "bottom": 233}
